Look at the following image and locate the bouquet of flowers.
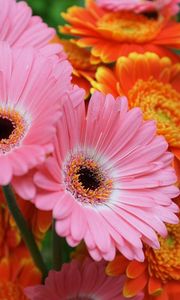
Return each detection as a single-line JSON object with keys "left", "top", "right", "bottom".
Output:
{"left": 0, "top": 0, "right": 179, "bottom": 299}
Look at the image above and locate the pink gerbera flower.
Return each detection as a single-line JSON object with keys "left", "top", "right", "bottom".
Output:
{"left": 0, "top": 42, "right": 72, "bottom": 186}
{"left": 96, "top": 0, "right": 180, "bottom": 15}
{"left": 0, "top": 0, "right": 55, "bottom": 48}
{"left": 34, "top": 89, "right": 179, "bottom": 262}
{"left": 25, "top": 258, "right": 144, "bottom": 300}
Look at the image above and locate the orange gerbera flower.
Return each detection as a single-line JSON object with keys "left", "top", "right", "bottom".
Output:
{"left": 0, "top": 193, "right": 42, "bottom": 299}
{"left": 0, "top": 195, "right": 21, "bottom": 257}
{"left": 92, "top": 52, "right": 180, "bottom": 155}
{"left": 106, "top": 221, "right": 180, "bottom": 300}
{"left": 0, "top": 247, "right": 42, "bottom": 286}
{"left": 0, "top": 188, "right": 52, "bottom": 243}
{"left": 17, "top": 198, "right": 52, "bottom": 243}
{"left": 60, "top": 0, "right": 180, "bottom": 63}
{"left": 0, "top": 246, "right": 41, "bottom": 300}
{"left": 0, "top": 282, "right": 28, "bottom": 300}
{"left": 52, "top": 35, "right": 97, "bottom": 98}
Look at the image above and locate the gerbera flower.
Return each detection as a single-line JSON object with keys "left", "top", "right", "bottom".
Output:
{"left": 33, "top": 88, "right": 179, "bottom": 262}
{"left": 0, "top": 194, "right": 42, "bottom": 294}
{"left": 0, "top": 190, "right": 41, "bottom": 284}
{"left": 60, "top": 0, "right": 180, "bottom": 63}
{"left": 0, "top": 247, "right": 41, "bottom": 300}
{"left": 0, "top": 187, "right": 51, "bottom": 243}
{"left": 0, "top": 191, "right": 21, "bottom": 256}
{"left": 25, "top": 258, "right": 143, "bottom": 300}
{"left": 0, "top": 247, "right": 42, "bottom": 286}
{"left": 106, "top": 220, "right": 180, "bottom": 300}
{"left": 0, "top": 0, "right": 55, "bottom": 49}
{"left": 96, "top": 0, "right": 180, "bottom": 16}
{"left": 0, "top": 42, "right": 72, "bottom": 187}
{"left": 0, "top": 283, "right": 27, "bottom": 300}
{"left": 0, "top": 191, "right": 42, "bottom": 299}
{"left": 51, "top": 35, "right": 98, "bottom": 98}
{"left": 0, "top": 188, "right": 42, "bottom": 299}
{"left": 92, "top": 52, "right": 180, "bottom": 155}
{"left": 18, "top": 199, "right": 52, "bottom": 242}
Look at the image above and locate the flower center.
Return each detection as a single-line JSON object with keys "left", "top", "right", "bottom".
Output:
{"left": 142, "top": 11, "right": 159, "bottom": 20}
{"left": 128, "top": 77, "right": 180, "bottom": 148}
{"left": 97, "top": 11, "right": 163, "bottom": 43}
{"left": 0, "top": 282, "right": 28, "bottom": 300}
{"left": 77, "top": 166, "right": 101, "bottom": 190}
{"left": 64, "top": 154, "right": 113, "bottom": 205}
{"left": 0, "top": 108, "right": 27, "bottom": 154}
{"left": 146, "top": 223, "right": 180, "bottom": 283}
{"left": 0, "top": 118, "right": 15, "bottom": 140}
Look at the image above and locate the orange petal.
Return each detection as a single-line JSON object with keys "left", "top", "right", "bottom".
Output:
{"left": 106, "top": 255, "right": 129, "bottom": 276}
{"left": 123, "top": 272, "right": 148, "bottom": 297}
{"left": 95, "top": 66, "right": 118, "bottom": 96}
{"left": 0, "top": 258, "right": 10, "bottom": 281}
{"left": 0, "top": 282, "right": 28, "bottom": 300}
{"left": 131, "top": 53, "right": 150, "bottom": 82}
{"left": 18, "top": 263, "right": 41, "bottom": 287}
{"left": 148, "top": 276, "right": 163, "bottom": 296}
{"left": 116, "top": 56, "right": 134, "bottom": 95}
{"left": 72, "top": 75, "right": 91, "bottom": 99}
{"left": 126, "top": 260, "right": 147, "bottom": 279}
{"left": 90, "top": 54, "right": 101, "bottom": 65}
{"left": 36, "top": 210, "right": 52, "bottom": 233}
{"left": 152, "top": 288, "right": 169, "bottom": 300}
{"left": 171, "top": 147, "right": 180, "bottom": 160}
{"left": 172, "top": 154, "right": 180, "bottom": 188}
{"left": 7, "top": 227, "right": 21, "bottom": 248}
{"left": 164, "top": 281, "right": 180, "bottom": 299}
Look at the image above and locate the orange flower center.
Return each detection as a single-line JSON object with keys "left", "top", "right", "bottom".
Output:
{"left": 64, "top": 154, "right": 113, "bottom": 204}
{"left": 0, "top": 282, "right": 28, "bottom": 300}
{"left": 146, "top": 223, "right": 180, "bottom": 283}
{"left": 128, "top": 77, "right": 180, "bottom": 148}
{"left": 97, "top": 11, "right": 163, "bottom": 43}
{"left": 0, "top": 108, "right": 28, "bottom": 154}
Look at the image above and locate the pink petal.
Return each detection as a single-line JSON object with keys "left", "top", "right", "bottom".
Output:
{"left": 70, "top": 203, "right": 87, "bottom": 241}
{"left": 0, "top": 156, "right": 12, "bottom": 185}
{"left": 53, "top": 192, "right": 74, "bottom": 219}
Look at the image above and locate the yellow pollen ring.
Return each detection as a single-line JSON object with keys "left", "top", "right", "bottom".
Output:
{"left": 129, "top": 77, "right": 180, "bottom": 148}
{"left": 146, "top": 223, "right": 180, "bottom": 283}
{"left": 97, "top": 11, "right": 163, "bottom": 43}
{"left": 0, "top": 108, "right": 27, "bottom": 154}
{"left": 65, "top": 154, "right": 113, "bottom": 204}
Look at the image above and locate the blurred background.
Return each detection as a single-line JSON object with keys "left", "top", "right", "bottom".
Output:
{"left": 25, "top": 0, "right": 84, "bottom": 30}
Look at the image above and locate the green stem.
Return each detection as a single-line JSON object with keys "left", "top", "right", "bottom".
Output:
{"left": 2, "top": 184, "right": 48, "bottom": 281}
{"left": 52, "top": 220, "right": 63, "bottom": 270}
{"left": 52, "top": 220, "right": 74, "bottom": 270}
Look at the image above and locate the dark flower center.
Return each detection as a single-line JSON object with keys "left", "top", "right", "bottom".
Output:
{"left": 142, "top": 11, "right": 159, "bottom": 19}
{"left": 78, "top": 166, "right": 101, "bottom": 190}
{"left": 0, "top": 117, "right": 15, "bottom": 140}
{"left": 65, "top": 155, "right": 113, "bottom": 204}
